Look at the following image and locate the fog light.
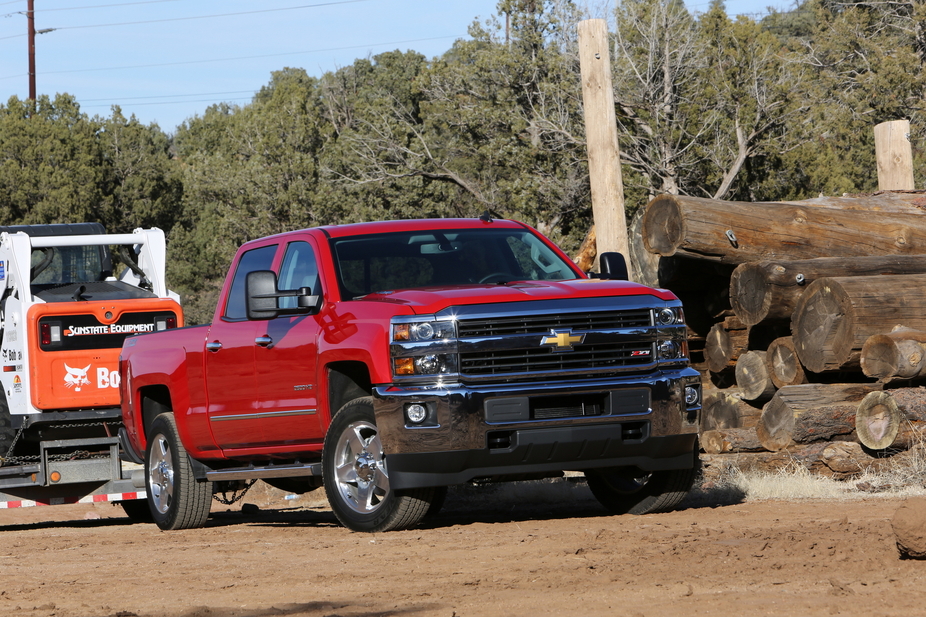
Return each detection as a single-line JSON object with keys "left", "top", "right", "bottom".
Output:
{"left": 415, "top": 354, "right": 442, "bottom": 374}
{"left": 658, "top": 340, "right": 679, "bottom": 359}
{"left": 685, "top": 386, "right": 700, "bottom": 407}
{"left": 406, "top": 403, "right": 428, "bottom": 424}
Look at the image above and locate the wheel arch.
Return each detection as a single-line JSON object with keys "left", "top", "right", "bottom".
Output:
{"left": 139, "top": 385, "right": 173, "bottom": 446}
{"left": 326, "top": 361, "right": 372, "bottom": 422}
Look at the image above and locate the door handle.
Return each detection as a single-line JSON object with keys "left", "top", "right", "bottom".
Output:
{"left": 206, "top": 341, "right": 222, "bottom": 352}
{"left": 255, "top": 335, "right": 274, "bottom": 348}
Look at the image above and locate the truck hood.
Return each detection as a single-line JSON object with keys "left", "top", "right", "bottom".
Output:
{"left": 355, "top": 279, "right": 678, "bottom": 314}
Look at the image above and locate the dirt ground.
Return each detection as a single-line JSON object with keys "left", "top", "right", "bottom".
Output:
{"left": 2, "top": 476, "right": 926, "bottom": 617}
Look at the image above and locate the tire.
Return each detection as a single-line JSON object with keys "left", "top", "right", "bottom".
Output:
{"left": 323, "top": 397, "right": 434, "bottom": 532}
{"left": 586, "top": 465, "right": 696, "bottom": 515}
{"left": 0, "top": 394, "right": 14, "bottom": 465}
{"left": 146, "top": 413, "right": 213, "bottom": 530}
{"left": 426, "top": 486, "right": 448, "bottom": 518}
{"left": 119, "top": 499, "right": 154, "bottom": 523}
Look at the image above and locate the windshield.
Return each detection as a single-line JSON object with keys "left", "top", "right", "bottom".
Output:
{"left": 31, "top": 245, "right": 110, "bottom": 285}
{"left": 331, "top": 228, "right": 580, "bottom": 299}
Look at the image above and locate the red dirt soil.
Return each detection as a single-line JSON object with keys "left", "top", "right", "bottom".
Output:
{"left": 2, "top": 478, "right": 925, "bottom": 617}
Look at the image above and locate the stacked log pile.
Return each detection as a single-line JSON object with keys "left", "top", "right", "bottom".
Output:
{"left": 635, "top": 191, "right": 926, "bottom": 478}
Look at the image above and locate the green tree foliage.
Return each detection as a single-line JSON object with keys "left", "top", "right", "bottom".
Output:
{"left": 3, "top": 0, "right": 926, "bottom": 324}
{"left": 99, "top": 107, "right": 183, "bottom": 232}
{"left": 0, "top": 95, "right": 108, "bottom": 225}
{"left": 758, "top": 0, "right": 926, "bottom": 197}
{"left": 0, "top": 95, "right": 180, "bottom": 232}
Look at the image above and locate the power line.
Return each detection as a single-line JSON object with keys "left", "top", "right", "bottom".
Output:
{"left": 1, "top": 0, "right": 180, "bottom": 15}
{"left": 81, "top": 89, "right": 257, "bottom": 102}
{"left": 0, "top": 34, "right": 464, "bottom": 80}
{"left": 0, "top": 0, "right": 377, "bottom": 39}
{"left": 82, "top": 96, "right": 254, "bottom": 109}
{"left": 26, "top": 0, "right": 182, "bottom": 12}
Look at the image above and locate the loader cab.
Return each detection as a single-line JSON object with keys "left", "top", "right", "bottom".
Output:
{"left": 0, "top": 222, "right": 182, "bottom": 412}
{"left": 0, "top": 222, "right": 113, "bottom": 284}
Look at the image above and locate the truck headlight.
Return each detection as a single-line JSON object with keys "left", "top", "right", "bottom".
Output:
{"left": 655, "top": 307, "right": 683, "bottom": 326}
{"left": 391, "top": 316, "right": 459, "bottom": 380}
{"left": 393, "top": 320, "right": 455, "bottom": 342}
{"left": 655, "top": 305, "right": 688, "bottom": 365}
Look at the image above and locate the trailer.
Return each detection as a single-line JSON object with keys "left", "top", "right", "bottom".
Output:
{"left": 0, "top": 223, "right": 181, "bottom": 519}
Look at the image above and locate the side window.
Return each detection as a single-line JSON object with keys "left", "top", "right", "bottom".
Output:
{"left": 278, "top": 241, "right": 320, "bottom": 308}
{"left": 223, "top": 245, "right": 277, "bottom": 320}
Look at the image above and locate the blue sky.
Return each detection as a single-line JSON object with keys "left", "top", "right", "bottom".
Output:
{"left": 0, "top": 0, "right": 797, "bottom": 134}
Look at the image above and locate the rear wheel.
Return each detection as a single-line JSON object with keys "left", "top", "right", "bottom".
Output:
{"left": 586, "top": 465, "right": 695, "bottom": 515}
{"left": 0, "top": 395, "right": 13, "bottom": 465}
{"left": 146, "top": 413, "right": 212, "bottom": 530}
{"left": 323, "top": 397, "right": 434, "bottom": 532}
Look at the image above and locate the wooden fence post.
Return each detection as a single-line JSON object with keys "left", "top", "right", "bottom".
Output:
{"left": 578, "top": 19, "right": 630, "bottom": 269}
{"left": 874, "top": 119, "right": 915, "bottom": 190}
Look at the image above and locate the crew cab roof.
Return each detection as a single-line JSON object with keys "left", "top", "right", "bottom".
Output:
{"left": 319, "top": 218, "right": 526, "bottom": 239}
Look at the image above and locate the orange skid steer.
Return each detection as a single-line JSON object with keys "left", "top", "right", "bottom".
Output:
{"left": 0, "top": 223, "right": 181, "bottom": 519}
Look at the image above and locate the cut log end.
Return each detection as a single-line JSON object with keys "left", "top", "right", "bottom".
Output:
{"left": 855, "top": 391, "right": 901, "bottom": 450}
{"left": 861, "top": 334, "right": 900, "bottom": 379}
{"left": 792, "top": 278, "right": 856, "bottom": 373}
{"left": 766, "top": 337, "right": 807, "bottom": 389}
{"left": 641, "top": 195, "right": 683, "bottom": 256}
{"left": 730, "top": 262, "right": 773, "bottom": 326}
{"left": 756, "top": 396, "right": 795, "bottom": 452}
{"left": 735, "top": 350, "right": 776, "bottom": 402}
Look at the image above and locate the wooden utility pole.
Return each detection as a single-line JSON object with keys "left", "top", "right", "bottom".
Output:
{"left": 577, "top": 19, "right": 629, "bottom": 267}
{"left": 874, "top": 120, "right": 915, "bottom": 190}
{"left": 27, "top": 0, "right": 36, "bottom": 101}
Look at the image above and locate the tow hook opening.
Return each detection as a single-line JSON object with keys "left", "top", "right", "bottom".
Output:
{"left": 621, "top": 421, "right": 648, "bottom": 443}
{"left": 486, "top": 430, "right": 513, "bottom": 450}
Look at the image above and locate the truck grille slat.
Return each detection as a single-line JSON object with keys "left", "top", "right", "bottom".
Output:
{"left": 460, "top": 343, "right": 654, "bottom": 376}
{"left": 457, "top": 309, "right": 651, "bottom": 337}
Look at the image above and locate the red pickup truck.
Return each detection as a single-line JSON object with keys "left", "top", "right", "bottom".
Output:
{"left": 119, "top": 217, "right": 701, "bottom": 532}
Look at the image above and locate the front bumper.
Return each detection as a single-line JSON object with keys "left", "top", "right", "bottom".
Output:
{"left": 373, "top": 367, "right": 701, "bottom": 490}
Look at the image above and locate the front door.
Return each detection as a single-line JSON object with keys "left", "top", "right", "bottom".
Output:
{"left": 254, "top": 240, "right": 325, "bottom": 447}
{"left": 204, "top": 243, "right": 277, "bottom": 450}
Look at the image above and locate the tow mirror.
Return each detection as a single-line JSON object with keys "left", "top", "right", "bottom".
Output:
{"left": 246, "top": 270, "right": 322, "bottom": 320}
{"left": 597, "top": 252, "right": 629, "bottom": 281}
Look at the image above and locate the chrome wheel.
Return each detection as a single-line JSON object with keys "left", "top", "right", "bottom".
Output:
{"left": 148, "top": 433, "right": 175, "bottom": 515}
{"left": 144, "top": 414, "right": 212, "bottom": 530}
{"left": 332, "top": 420, "right": 389, "bottom": 515}
{"left": 323, "top": 397, "right": 435, "bottom": 532}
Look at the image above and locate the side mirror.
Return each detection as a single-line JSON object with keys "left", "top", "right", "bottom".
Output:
{"left": 246, "top": 271, "right": 281, "bottom": 320}
{"left": 597, "top": 252, "right": 629, "bottom": 281}
{"left": 246, "top": 270, "right": 322, "bottom": 320}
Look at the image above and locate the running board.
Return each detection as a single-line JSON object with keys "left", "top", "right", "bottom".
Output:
{"left": 204, "top": 462, "right": 322, "bottom": 482}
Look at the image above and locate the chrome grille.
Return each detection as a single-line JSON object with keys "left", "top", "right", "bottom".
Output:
{"left": 460, "top": 341, "right": 654, "bottom": 377}
{"left": 457, "top": 309, "right": 652, "bottom": 337}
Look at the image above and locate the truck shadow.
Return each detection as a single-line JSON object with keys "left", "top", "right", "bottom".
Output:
{"left": 220, "top": 478, "right": 748, "bottom": 531}
{"left": 0, "top": 516, "right": 144, "bottom": 532}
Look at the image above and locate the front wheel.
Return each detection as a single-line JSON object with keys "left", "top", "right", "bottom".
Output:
{"left": 146, "top": 413, "right": 213, "bottom": 530}
{"left": 323, "top": 397, "right": 434, "bottom": 532}
{"left": 586, "top": 465, "right": 695, "bottom": 515}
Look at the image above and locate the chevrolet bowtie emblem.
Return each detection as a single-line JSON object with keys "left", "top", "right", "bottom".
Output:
{"left": 541, "top": 330, "right": 585, "bottom": 352}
